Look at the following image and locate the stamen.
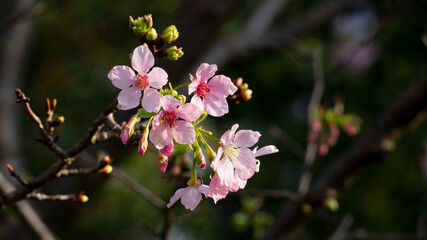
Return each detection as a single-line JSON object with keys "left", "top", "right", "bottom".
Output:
{"left": 135, "top": 74, "right": 150, "bottom": 90}
{"left": 162, "top": 111, "right": 178, "bottom": 125}
{"left": 196, "top": 83, "right": 212, "bottom": 98}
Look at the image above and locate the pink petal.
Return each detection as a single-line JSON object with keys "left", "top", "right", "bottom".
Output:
{"left": 254, "top": 145, "right": 279, "bottom": 157}
{"left": 166, "top": 188, "right": 185, "bottom": 208}
{"left": 208, "top": 177, "right": 229, "bottom": 203}
{"left": 181, "top": 186, "right": 202, "bottom": 211}
{"left": 148, "top": 67, "right": 168, "bottom": 89}
{"left": 196, "top": 63, "right": 217, "bottom": 81}
{"left": 172, "top": 120, "right": 195, "bottom": 145}
{"left": 161, "top": 143, "right": 174, "bottom": 156}
{"left": 141, "top": 88, "right": 162, "bottom": 113}
{"left": 233, "top": 130, "right": 261, "bottom": 148}
{"left": 190, "top": 95, "right": 204, "bottom": 111}
{"left": 188, "top": 77, "right": 202, "bottom": 95}
{"left": 220, "top": 124, "right": 239, "bottom": 146}
{"left": 177, "top": 103, "right": 202, "bottom": 122}
{"left": 209, "top": 75, "right": 238, "bottom": 98}
{"left": 117, "top": 86, "right": 141, "bottom": 110}
{"left": 131, "top": 45, "right": 154, "bottom": 75}
{"left": 161, "top": 95, "right": 182, "bottom": 112}
{"left": 203, "top": 94, "right": 229, "bottom": 117}
{"left": 149, "top": 123, "right": 173, "bottom": 149}
{"left": 108, "top": 65, "right": 137, "bottom": 89}
{"left": 198, "top": 184, "right": 210, "bottom": 197}
{"left": 210, "top": 147, "right": 223, "bottom": 171}
{"left": 215, "top": 157, "right": 235, "bottom": 186}
{"left": 232, "top": 148, "right": 257, "bottom": 180}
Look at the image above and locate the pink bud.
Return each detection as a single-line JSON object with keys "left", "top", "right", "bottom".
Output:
{"left": 138, "top": 128, "right": 149, "bottom": 155}
{"left": 311, "top": 119, "right": 322, "bottom": 134}
{"left": 120, "top": 124, "right": 130, "bottom": 145}
{"left": 120, "top": 115, "right": 138, "bottom": 145}
{"left": 328, "top": 124, "right": 340, "bottom": 146}
{"left": 344, "top": 123, "right": 358, "bottom": 136}
{"left": 317, "top": 141, "right": 329, "bottom": 156}
{"left": 161, "top": 143, "right": 174, "bottom": 156}
{"left": 157, "top": 151, "right": 168, "bottom": 173}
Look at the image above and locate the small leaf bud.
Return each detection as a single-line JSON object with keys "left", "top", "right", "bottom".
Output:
{"left": 76, "top": 191, "right": 89, "bottom": 203}
{"left": 324, "top": 197, "right": 339, "bottom": 212}
{"left": 161, "top": 25, "right": 179, "bottom": 44}
{"left": 166, "top": 46, "right": 184, "bottom": 60}
{"left": 240, "top": 89, "right": 252, "bottom": 102}
{"left": 51, "top": 116, "right": 65, "bottom": 128}
{"left": 130, "top": 14, "right": 153, "bottom": 36}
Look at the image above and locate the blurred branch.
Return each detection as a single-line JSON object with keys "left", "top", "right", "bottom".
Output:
{"left": 329, "top": 215, "right": 354, "bottom": 240}
{"left": 233, "top": 188, "right": 300, "bottom": 202}
{"left": 268, "top": 124, "right": 305, "bottom": 159}
{"left": 110, "top": 168, "right": 166, "bottom": 209}
{"left": 298, "top": 45, "right": 324, "bottom": 194}
{"left": 261, "top": 75, "right": 427, "bottom": 239}
{"left": 200, "top": 0, "right": 366, "bottom": 68}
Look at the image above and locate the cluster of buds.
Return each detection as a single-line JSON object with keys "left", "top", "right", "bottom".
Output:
{"left": 45, "top": 98, "right": 65, "bottom": 133}
{"left": 129, "top": 15, "right": 183, "bottom": 61}
{"left": 308, "top": 106, "right": 361, "bottom": 156}
{"left": 228, "top": 78, "right": 253, "bottom": 104}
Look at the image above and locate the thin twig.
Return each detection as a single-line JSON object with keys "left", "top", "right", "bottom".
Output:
{"left": 6, "top": 164, "right": 28, "bottom": 187}
{"left": 110, "top": 168, "right": 166, "bottom": 209}
{"left": 328, "top": 215, "right": 354, "bottom": 240}
{"left": 27, "top": 192, "right": 87, "bottom": 202}
{"left": 268, "top": 124, "right": 305, "bottom": 159}
{"left": 298, "top": 45, "right": 324, "bottom": 194}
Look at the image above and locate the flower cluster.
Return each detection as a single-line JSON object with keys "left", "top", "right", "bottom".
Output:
{"left": 108, "top": 18, "right": 278, "bottom": 211}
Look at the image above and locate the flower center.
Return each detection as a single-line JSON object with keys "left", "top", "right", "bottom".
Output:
{"left": 224, "top": 145, "right": 239, "bottom": 162}
{"left": 135, "top": 74, "right": 150, "bottom": 90}
{"left": 196, "top": 83, "right": 212, "bottom": 98}
{"left": 162, "top": 111, "right": 178, "bottom": 125}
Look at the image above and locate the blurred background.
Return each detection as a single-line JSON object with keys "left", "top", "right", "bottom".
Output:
{"left": 1, "top": 0, "right": 427, "bottom": 239}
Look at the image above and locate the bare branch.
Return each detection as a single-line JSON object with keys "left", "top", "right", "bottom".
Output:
{"left": 6, "top": 163, "right": 28, "bottom": 187}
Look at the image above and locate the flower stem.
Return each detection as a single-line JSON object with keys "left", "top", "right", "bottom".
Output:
{"left": 174, "top": 82, "right": 190, "bottom": 91}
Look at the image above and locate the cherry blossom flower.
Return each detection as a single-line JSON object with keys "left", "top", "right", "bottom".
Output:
{"left": 167, "top": 179, "right": 209, "bottom": 211}
{"left": 210, "top": 124, "right": 260, "bottom": 187}
{"left": 149, "top": 95, "right": 201, "bottom": 149}
{"left": 208, "top": 175, "right": 229, "bottom": 204}
{"left": 188, "top": 63, "right": 238, "bottom": 117}
{"left": 108, "top": 44, "right": 168, "bottom": 112}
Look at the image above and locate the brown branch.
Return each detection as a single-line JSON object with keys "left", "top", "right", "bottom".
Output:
{"left": 6, "top": 163, "right": 28, "bottom": 187}
{"left": 27, "top": 191, "right": 88, "bottom": 202}
{"left": 260, "top": 75, "right": 427, "bottom": 239}
{"left": 0, "top": 97, "right": 119, "bottom": 207}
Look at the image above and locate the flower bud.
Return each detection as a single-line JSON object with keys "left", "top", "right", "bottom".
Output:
{"left": 120, "top": 115, "right": 139, "bottom": 145}
{"left": 138, "top": 127, "right": 149, "bottom": 155}
{"left": 311, "top": 119, "right": 322, "bottom": 134}
{"left": 177, "top": 94, "right": 186, "bottom": 104}
{"left": 157, "top": 150, "right": 168, "bottom": 173}
{"left": 328, "top": 123, "right": 340, "bottom": 146}
{"left": 146, "top": 28, "right": 158, "bottom": 41}
{"left": 194, "top": 144, "right": 206, "bottom": 169}
{"left": 161, "top": 25, "right": 179, "bottom": 44}
{"left": 130, "top": 14, "right": 153, "bottom": 36}
{"left": 317, "top": 140, "right": 329, "bottom": 156}
{"left": 199, "top": 137, "right": 216, "bottom": 163}
{"left": 166, "top": 46, "right": 184, "bottom": 61}
{"left": 161, "top": 143, "right": 174, "bottom": 156}
{"left": 343, "top": 123, "right": 358, "bottom": 136}
{"left": 234, "top": 77, "right": 243, "bottom": 87}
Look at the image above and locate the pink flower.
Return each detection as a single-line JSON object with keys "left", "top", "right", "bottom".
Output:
{"left": 210, "top": 124, "right": 260, "bottom": 187}
{"left": 188, "top": 63, "right": 238, "bottom": 117}
{"left": 252, "top": 145, "right": 279, "bottom": 172}
{"left": 167, "top": 180, "right": 209, "bottom": 211}
{"left": 108, "top": 44, "right": 168, "bottom": 112}
{"left": 149, "top": 95, "right": 202, "bottom": 149}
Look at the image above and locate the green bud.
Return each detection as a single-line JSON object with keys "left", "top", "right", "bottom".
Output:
{"left": 166, "top": 46, "right": 184, "bottom": 60}
{"left": 177, "top": 94, "right": 186, "bottom": 104}
{"left": 130, "top": 14, "right": 153, "bottom": 36}
{"left": 146, "top": 28, "right": 158, "bottom": 41}
{"left": 161, "top": 25, "right": 179, "bottom": 44}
